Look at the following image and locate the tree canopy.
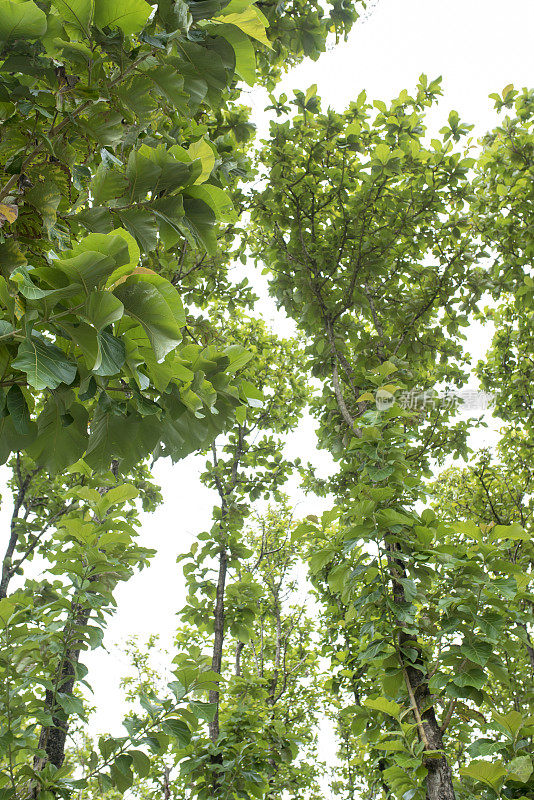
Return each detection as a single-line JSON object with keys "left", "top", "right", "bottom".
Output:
{"left": 0, "top": 5, "right": 533, "bottom": 800}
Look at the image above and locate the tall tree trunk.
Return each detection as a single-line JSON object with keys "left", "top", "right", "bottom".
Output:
{"left": 208, "top": 545, "right": 227, "bottom": 743}
{"left": 389, "top": 544, "right": 456, "bottom": 800}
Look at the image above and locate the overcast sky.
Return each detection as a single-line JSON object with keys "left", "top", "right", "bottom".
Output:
{"left": 2, "top": 0, "right": 533, "bottom": 793}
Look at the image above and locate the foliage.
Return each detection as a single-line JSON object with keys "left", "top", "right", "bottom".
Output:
{"left": 0, "top": 5, "right": 533, "bottom": 799}
{"left": 249, "top": 79, "right": 509, "bottom": 800}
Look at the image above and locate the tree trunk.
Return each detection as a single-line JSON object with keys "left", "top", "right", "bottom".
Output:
{"left": 0, "top": 459, "right": 35, "bottom": 599}
{"left": 34, "top": 601, "right": 90, "bottom": 774}
{"left": 401, "top": 633, "right": 455, "bottom": 800}
{"left": 208, "top": 545, "right": 228, "bottom": 743}
{"left": 235, "top": 641, "right": 245, "bottom": 676}
{"left": 389, "top": 543, "right": 456, "bottom": 800}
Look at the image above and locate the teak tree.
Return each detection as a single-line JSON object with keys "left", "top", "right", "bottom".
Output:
{"left": 177, "top": 313, "right": 309, "bottom": 794}
{"left": 250, "top": 79, "right": 488, "bottom": 800}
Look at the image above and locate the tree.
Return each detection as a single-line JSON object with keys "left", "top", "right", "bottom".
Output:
{"left": 64, "top": 507, "right": 326, "bottom": 800}
{"left": 176, "top": 313, "right": 309, "bottom": 794}
{"left": 250, "top": 79, "right": 485, "bottom": 799}
{"left": 429, "top": 436, "right": 534, "bottom": 798}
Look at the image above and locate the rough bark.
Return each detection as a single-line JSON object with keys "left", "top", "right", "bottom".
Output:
{"left": 34, "top": 601, "right": 90, "bottom": 774}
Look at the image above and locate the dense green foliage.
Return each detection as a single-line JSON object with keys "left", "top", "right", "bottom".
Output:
{"left": 0, "top": 4, "right": 533, "bottom": 800}
{"left": 249, "top": 83, "right": 534, "bottom": 799}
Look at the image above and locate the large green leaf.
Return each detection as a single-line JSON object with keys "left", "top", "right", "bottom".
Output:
{"left": 507, "top": 756, "right": 533, "bottom": 784}
{"left": 182, "top": 197, "right": 217, "bottom": 254}
{"left": 211, "top": 23, "right": 256, "bottom": 85}
{"left": 84, "top": 407, "right": 160, "bottom": 470}
{"left": 363, "top": 697, "right": 401, "bottom": 718}
{"left": 0, "top": 1, "right": 47, "bottom": 41}
{"left": 116, "top": 208, "right": 158, "bottom": 252}
{"left": 13, "top": 338, "right": 77, "bottom": 390}
{"left": 214, "top": 4, "right": 271, "bottom": 48}
{"left": 460, "top": 760, "right": 506, "bottom": 790}
{"left": 187, "top": 138, "right": 215, "bottom": 185}
{"left": 160, "top": 718, "right": 191, "bottom": 747}
{"left": 6, "top": 385, "right": 31, "bottom": 434}
{"left": 51, "top": 0, "right": 93, "bottom": 35}
{"left": 61, "top": 320, "right": 101, "bottom": 370}
{"left": 93, "top": 330, "right": 126, "bottom": 376}
{"left": 29, "top": 397, "right": 89, "bottom": 473}
{"left": 93, "top": 0, "right": 151, "bottom": 35}
{"left": 186, "top": 184, "right": 236, "bottom": 222}
{"left": 83, "top": 290, "right": 124, "bottom": 330}
{"left": 114, "top": 276, "right": 185, "bottom": 361}
{"left": 54, "top": 251, "right": 121, "bottom": 294}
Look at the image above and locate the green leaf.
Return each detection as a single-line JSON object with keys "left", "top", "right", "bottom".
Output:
{"left": 489, "top": 522, "right": 528, "bottom": 541}
{"left": 187, "top": 138, "right": 215, "bottom": 185}
{"left": 327, "top": 563, "right": 350, "bottom": 593}
{"left": 84, "top": 291, "right": 124, "bottom": 330}
{"left": 0, "top": 1, "right": 47, "bottom": 41}
{"left": 51, "top": 0, "right": 93, "bottom": 34}
{"left": 224, "top": 344, "right": 253, "bottom": 372}
{"left": 182, "top": 197, "right": 217, "bottom": 253}
{"left": 0, "top": 597, "right": 17, "bottom": 624}
{"left": 460, "top": 760, "right": 506, "bottom": 790}
{"left": 160, "top": 718, "right": 191, "bottom": 747}
{"left": 374, "top": 143, "right": 391, "bottom": 163}
{"left": 29, "top": 398, "right": 88, "bottom": 473}
{"left": 215, "top": 4, "right": 271, "bottom": 48}
{"left": 110, "top": 754, "right": 133, "bottom": 792}
{"left": 129, "top": 750, "right": 150, "bottom": 778}
{"left": 363, "top": 696, "right": 401, "bottom": 718}
{"left": 240, "top": 379, "right": 263, "bottom": 407}
{"left": 54, "top": 252, "right": 117, "bottom": 294}
{"left": 6, "top": 385, "right": 31, "bottom": 434}
{"left": 114, "top": 276, "right": 185, "bottom": 361}
{"left": 13, "top": 338, "right": 77, "bottom": 390}
{"left": 507, "top": 756, "right": 533, "bottom": 783}
{"left": 493, "top": 710, "right": 524, "bottom": 738}
{"left": 61, "top": 321, "right": 101, "bottom": 370}
{"left": 189, "top": 700, "right": 217, "bottom": 722}
{"left": 309, "top": 548, "right": 335, "bottom": 573}
{"left": 116, "top": 208, "right": 158, "bottom": 252}
{"left": 56, "top": 692, "right": 86, "bottom": 718}
{"left": 93, "top": 0, "right": 151, "bottom": 35}
{"left": 212, "top": 23, "right": 256, "bottom": 85}
{"left": 93, "top": 330, "right": 126, "bottom": 376}
{"left": 98, "top": 483, "right": 139, "bottom": 515}
{"left": 461, "top": 638, "right": 492, "bottom": 667}
{"left": 186, "top": 185, "right": 237, "bottom": 222}
{"left": 85, "top": 407, "right": 160, "bottom": 470}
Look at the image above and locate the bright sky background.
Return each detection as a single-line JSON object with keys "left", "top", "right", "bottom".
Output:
{"left": 1, "top": 0, "right": 533, "bottom": 794}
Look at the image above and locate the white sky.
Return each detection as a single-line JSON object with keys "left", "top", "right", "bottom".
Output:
{"left": 1, "top": 0, "right": 533, "bottom": 794}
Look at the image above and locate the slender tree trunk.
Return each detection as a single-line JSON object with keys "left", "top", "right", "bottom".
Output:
{"left": 209, "top": 545, "right": 228, "bottom": 742}
{"left": 208, "top": 545, "right": 227, "bottom": 797}
{"left": 0, "top": 458, "right": 36, "bottom": 599}
{"left": 235, "top": 641, "right": 245, "bottom": 676}
{"left": 389, "top": 544, "right": 456, "bottom": 800}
